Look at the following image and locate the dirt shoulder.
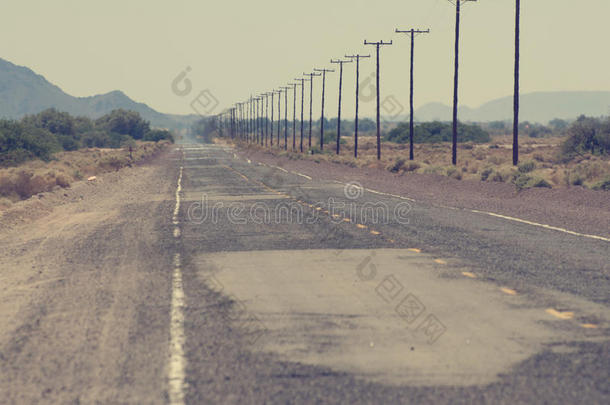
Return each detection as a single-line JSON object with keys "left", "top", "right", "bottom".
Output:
{"left": 0, "top": 142, "right": 171, "bottom": 232}
{"left": 237, "top": 147, "right": 610, "bottom": 240}
{"left": 0, "top": 145, "right": 178, "bottom": 403}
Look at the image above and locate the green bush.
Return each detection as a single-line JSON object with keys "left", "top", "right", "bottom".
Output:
{"left": 561, "top": 116, "right": 610, "bottom": 158}
{"left": 386, "top": 121, "right": 491, "bottom": 144}
{"left": 480, "top": 168, "right": 493, "bottom": 181}
{"left": 592, "top": 177, "right": 610, "bottom": 191}
{"left": 518, "top": 160, "right": 536, "bottom": 173}
{"left": 1, "top": 109, "right": 174, "bottom": 167}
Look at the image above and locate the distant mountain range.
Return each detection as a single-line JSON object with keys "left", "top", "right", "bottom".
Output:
{"left": 0, "top": 57, "right": 199, "bottom": 131}
{"left": 3, "top": 57, "right": 609, "bottom": 128}
{"left": 414, "top": 91, "right": 610, "bottom": 123}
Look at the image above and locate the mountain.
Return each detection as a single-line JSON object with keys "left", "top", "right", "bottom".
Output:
{"left": 0, "top": 57, "right": 199, "bottom": 131}
{"left": 414, "top": 91, "right": 610, "bottom": 123}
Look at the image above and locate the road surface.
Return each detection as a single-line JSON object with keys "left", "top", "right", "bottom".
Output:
{"left": 0, "top": 144, "right": 608, "bottom": 404}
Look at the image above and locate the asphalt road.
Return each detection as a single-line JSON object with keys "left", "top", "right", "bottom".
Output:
{"left": 0, "top": 143, "right": 608, "bottom": 404}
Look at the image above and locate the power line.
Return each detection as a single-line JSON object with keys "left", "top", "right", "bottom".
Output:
{"left": 345, "top": 54, "right": 371, "bottom": 158}
{"left": 364, "top": 40, "right": 393, "bottom": 160}
{"left": 395, "top": 28, "right": 430, "bottom": 161}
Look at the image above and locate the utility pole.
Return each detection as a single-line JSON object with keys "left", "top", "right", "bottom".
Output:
{"left": 291, "top": 83, "right": 297, "bottom": 151}
{"left": 396, "top": 28, "right": 430, "bottom": 161}
{"left": 280, "top": 86, "right": 291, "bottom": 150}
{"left": 450, "top": 0, "right": 477, "bottom": 165}
{"left": 275, "top": 89, "right": 282, "bottom": 147}
{"left": 313, "top": 68, "right": 335, "bottom": 151}
{"left": 304, "top": 72, "right": 321, "bottom": 148}
{"left": 249, "top": 96, "right": 253, "bottom": 143}
{"left": 513, "top": 0, "right": 520, "bottom": 166}
{"left": 295, "top": 78, "right": 308, "bottom": 152}
{"left": 259, "top": 95, "right": 264, "bottom": 146}
{"left": 254, "top": 97, "right": 258, "bottom": 144}
{"left": 330, "top": 59, "right": 352, "bottom": 154}
{"left": 346, "top": 54, "right": 370, "bottom": 158}
{"left": 264, "top": 93, "right": 270, "bottom": 147}
{"left": 364, "top": 40, "right": 393, "bottom": 160}
{"left": 268, "top": 92, "right": 274, "bottom": 147}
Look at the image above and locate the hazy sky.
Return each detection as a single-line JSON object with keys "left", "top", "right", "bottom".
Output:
{"left": 2, "top": 0, "right": 609, "bottom": 118}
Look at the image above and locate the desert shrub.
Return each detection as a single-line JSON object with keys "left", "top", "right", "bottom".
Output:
{"left": 518, "top": 160, "right": 536, "bottom": 173}
{"left": 388, "top": 158, "right": 406, "bottom": 173}
{"left": 480, "top": 168, "right": 493, "bottom": 181}
{"left": 404, "top": 162, "right": 420, "bottom": 172}
{"left": 144, "top": 129, "right": 174, "bottom": 142}
{"left": 446, "top": 167, "right": 462, "bottom": 180}
{"left": 561, "top": 116, "right": 610, "bottom": 158}
{"left": 488, "top": 155, "right": 504, "bottom": 165}
{"left": 533, "top": 153, "right": 545, "bottom": 162}
{"left": 472, "top": 148, "right": 486, "bottom": 160}
{"left": 592, "top": 177, "right": 610, "bottom": 191}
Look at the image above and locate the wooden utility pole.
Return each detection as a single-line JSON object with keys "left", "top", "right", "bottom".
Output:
{"left": 313, "top": 68, "right": 335, "bottom": 151}
{"left": 265, "top": 93, "right": 270, "bottom": 147}
{"left": 331, "top": 59, "right": 353, "bottom": 155}
{"left": 364, "top": 40, "right": 393, "bottom": 160}
{"left": 275, "top": 89, "right": 282, "bottom": 147}
{"left": 280, "top": 86, "right": 291, "bottom": 150}
{"left": 395, "top": 28, "right": 430, "bottom": 160}
{"left": 295, "top": 78, "right": 308, "bottom": 152}
{"left": 513, "top": 0, "right": 520, "bottom": 166}
{"left": 269, "top": 93, "right": 274, "bottom": 146}
{"left": 451, "top": 0, "right": 477, "bottom": 165}
{"left": 304, "top": 72, "right": 321, "bottom": 148}
{"left": 291, "top": 83, "right": 297, "bottom": 151}
{"left": 346, "top": 54, "right": 371, "bottom": 158}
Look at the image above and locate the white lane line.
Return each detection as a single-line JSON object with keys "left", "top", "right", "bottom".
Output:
{"left": 468, "top": 209, "right": 610, "bottom": 242}
{"left": 168, "top": 166, "right": 186, "bottom": 405}
{"left": 365, "top": 187, "right": 415, "bottom": 202}
{"left": 250, "top": 157, "right": 608, "bottom": 243}
{"left": 292, "top": 171, "right": 312, "bottom": 180}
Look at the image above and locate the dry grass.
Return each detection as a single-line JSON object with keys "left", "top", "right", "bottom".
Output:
{"left": 234, "top": 134, "right": 610, "bottom": 190}
{"left": 0, "top": 141, "right": 170, "bottom": 205}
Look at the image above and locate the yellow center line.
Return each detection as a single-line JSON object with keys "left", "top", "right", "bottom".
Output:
{"left": 408, "top": 248, "right": 421, "bottom": 253}
{"left": 356, "top": 224, "right": 367, "bottom": 229}
{"left": 370, "top": 230, "right": 381, "bottom": 235}
{"left": 461, "top": 272, "right": 477, "bottom": 278}
{"left": 434, "top": 259, "right": 447, "bottom": 265}
{"left": 581, "top": 323, "right": 598, "bottom": 329}
{"left": 545, "top": 308, "right": 574, "bottom": 320}
{"left": 343, "top": 218, "right": 351, "bottom": 222}
{"left": 500, "top": 287, "right": 517, "bottom": 295}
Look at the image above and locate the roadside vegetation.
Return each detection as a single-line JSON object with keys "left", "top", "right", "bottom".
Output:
{"left": 0, "top": 109, "right": 174, "bottom": 207}
{"left": 227, "top": 116, "right": 609, "bottom": 191}
{"left": 0, "top": 108, "right": 173, "bottom": 167}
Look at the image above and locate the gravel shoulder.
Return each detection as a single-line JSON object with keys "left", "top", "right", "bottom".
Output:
{"left": 0, "top": 147, "right": 177, "bottom": 403}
